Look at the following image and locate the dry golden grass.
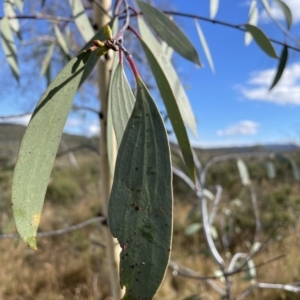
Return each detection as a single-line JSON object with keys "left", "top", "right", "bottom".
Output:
{"left": 1, "top": 161, "right": 300, "bottom": 299}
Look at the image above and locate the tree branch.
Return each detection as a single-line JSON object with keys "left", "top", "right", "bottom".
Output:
{"left": 0, "top": 217, "right": 105, "bottom": 239}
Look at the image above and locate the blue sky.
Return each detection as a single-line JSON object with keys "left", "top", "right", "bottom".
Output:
{"left": 0, "top": 0, "right": 300, "bottom": 148}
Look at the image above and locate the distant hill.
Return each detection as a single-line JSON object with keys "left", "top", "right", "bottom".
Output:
{"left": 0, "top": 123, "right": 99, "bottom": 164}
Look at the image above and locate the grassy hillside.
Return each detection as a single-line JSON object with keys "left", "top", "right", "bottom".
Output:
{"left": 1, "top": 124, "right": 300, "bottom": 299}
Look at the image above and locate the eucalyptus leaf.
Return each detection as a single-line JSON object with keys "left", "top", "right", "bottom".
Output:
{"left": 137, "top": 0, "right": 201, "bottom": 66}
{"left": 14, "top": 0, "right": 23, "bottom": 12}
{"left": 270, "top": 45, "right": 288, "bottom": 90}
{"left": 54, "top": 24, "right": 70, "bottom": 58}
{"left": 245, "top": 0, "right": 258, "bottom": 46}
{"left": 69, "top": 0, "right": 94, "bottom": 43}
{"left": 195, "top": 20, "right": 215, "bottom": 73}
{"left": 290, "top": 159, "right": 300, "bottom": 181}
{"left": 107, "top": 19, "right": 119, "bottom": 177}
{"left": 40, "top": 43, "right": 55, "bottom": 79}
{"left": 274, "top": 0, "right": 293, "bottom": 29}
{"left": 138, "top": 18, "right": 197, "bottom": 182}
{"left": 265, "top": 161, "right": 276, "bottom": 179}
{"left": 1, "top": 17, "right": 19, "bottom": 81}
{"left": 244, "top": 24, "right": 277, "bottom": 58}
{"left": 108, "top": 78, "right": 172, "bottom": 299}
{"left": 111, "top": 64, "right": 135, "bottom": 147}
{"left": 237, "top": 159, "right": 250, "bottom": 186}
{"left": 210, "top": 0, "right": 219, "bottom": 19}
{"left": 4, "top": 0, "right": 20, "bottom": 33}
{"left": 184, "top": 223, "right": 202, "bottom": 236}
{"left": 138, "top": 17, "right": 198, "bottom": 138}
{"left": 12, "top": 51, "right": 88, "bottom": 250}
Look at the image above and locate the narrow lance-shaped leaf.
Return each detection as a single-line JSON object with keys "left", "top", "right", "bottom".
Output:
{"left": 54, "top": 24, "right": 70, "bottom": 58}
{"left": 185, "top": 223, "right": 202, "bottom": 236}
{"left": 137, "top": 0, "right": 201, "bottom": 66}
{"left": 237, "top": 159, "right": 250, "bottom": 186}
{"left": 40, "top": 43, "right": 55, "bottom": 78}
{"left": 138, "top": 17, "right": 198, "bottom": 138}
{"left": 107, "top": 18, "right": 119, "bottom": 177}
{"left": 244, "top": 24, "right": 277, "bottom": 58}
{"left": 290, "top": 159, "right": 300, "bottom": 181}
{"left": 14, "top": 0, "right": 23, "bottom": 12}
{"left": 210, "top": 0, "right": 219, "bottom": 19}
{"left": 195, "top": 20, "right": 215, "bottom": 73}
{"left": 274, "top": 0, "right": 293, "bottom": 29}
{"left": 69, "top": 0, "right": 94, "bottom": 43}
{"left": 266, "top": 161, "right": 276, "bottom": 179}
{"left": 269, "top": 45, "right": 288, "bottom": 90}
{"left": 12, "top": 51, "right": 89, "bottom": 250}
{"left": 161, "top": 40, "right": 173, "bottom": 61}
{"left": 138, "top": 18, "right": 196, "bottom": 182}
{"left": 4, "top": 0, "right": 20, "bottom": 34}
{"left": 111, "top": 64, "right": 135, "bottom": 147}
{"left": 1, "top": 17, "right": 19, "bottom": 81}
{"left": 245, "top": 0, "right": 258, "bottom": 46}
{"left": 108, "top": 78, "right": 173, "bottom": 299}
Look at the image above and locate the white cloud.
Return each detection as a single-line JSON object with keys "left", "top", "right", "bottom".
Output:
{"left": 0, "top": 114, "right": 31, "bottom": 126}
{"left": 218, "top": 120, "right": 259, "bottom": 136}
{"left": 237, "top": 63, "right": 300, "bottom": 105}
{"left": 87, "top": 123, "right": 100, "bottom": 136}
{"left": 260, "top": 0, "right": 300, "bottom": 24}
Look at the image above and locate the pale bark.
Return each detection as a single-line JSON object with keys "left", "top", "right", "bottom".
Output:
{"left": 93, "top": 1, "right": 122, "bottom": 299}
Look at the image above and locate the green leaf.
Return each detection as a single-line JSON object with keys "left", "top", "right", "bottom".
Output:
{"left": 265, "top": 161, "right": 276, "bottom": 179}
{"left": 137, "top": 0, "right": 201, "bottom": 66}
{"left": 274, "top": 0, "right": 293, "bottom": 29}
{"left": 161, "top": 40, "right": 173, "bottom": 61}
{"left": 4, "top": 0, "right": 20, "bottom": 33}
{"left": 1, "top": 17, "right": 19, "bottom": 81}
{"left": 110, "top": 64, "right": 135, "bottom": 147}
{"left": 79, "top": 19, "right": 114, "bottom": 87}
{"left": 244, "top": 24, "right": 277, "bottom": 58}
{"left": 184, "top": 223, "right": 202, "bottom": 236}
{"left": 195, "top": 20, "right": 215, "bottom": 73}
{"left": 12, "top": 52, "right": 88, "bottom": 250}
{"left": 40, "top": 43, "right": 55, "bottom": 78}
{"left": 108, "top": 78, "right": 173, "bottom": 299}
{"left": 107, "top": 19, "right": 119, "bottom": 177}
{"left": 269, "top": 45, "right": 288, "bottom": 90}
{"left": 54, "top": 24, "right": 70, "bottom": 58}
{"left": 210, "top": 0, "right": 219, "bottom": 19}
{"left": 237, "top": 159, "right": 250, "bottom": 186}
{"left": 138, "top": 17, "right": 198, "bottom": 138}
{"left": 138, "top": 18, "right": 196, "bottom": 182}
{"left": 245, "top": 0, "right": 258, "bottom": 45}
{"left": 290, "top": 159, "right": 300, "bottom": 181}
{"left": 14, "top": 0, "right": 23, "bottom": 12}
{"left": 69, "top": 0, "right": 94, "bottom": 43}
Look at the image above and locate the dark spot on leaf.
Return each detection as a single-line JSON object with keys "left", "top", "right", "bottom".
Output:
{"left": 135, "top": 206, "right": 141, "bottom": 211}
{"left": 130, "top": 265, "right": 135, "bottom": 269}
{"left": 135, "top": 167, "right": 138, "bottom": 171}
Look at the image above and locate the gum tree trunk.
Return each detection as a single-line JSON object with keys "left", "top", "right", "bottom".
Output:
{"left": 93, "top": 1, "right": 121, "bottom": 299}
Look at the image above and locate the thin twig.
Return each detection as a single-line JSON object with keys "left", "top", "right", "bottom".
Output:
{"left": 209, "top": 185, "right": 222, "bottom": 226}
{"left": 0, "top": 217, "right": 105, "bottom": 239}
{"left": 169, "top": 260, "right": 226, "bottom": 296}
{"left": 115, "top": 0, "right": 130, "bottom": 41}
{"left": 1, "top": 11, "right": 300, "bottom": 52}
{"left": 237, "top": 281, "right": 300, "bottom": 300}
